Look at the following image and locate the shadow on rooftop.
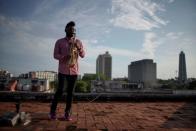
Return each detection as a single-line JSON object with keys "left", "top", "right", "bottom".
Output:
{"left": 161, "top": 102, "right": 196, "bottom": 129}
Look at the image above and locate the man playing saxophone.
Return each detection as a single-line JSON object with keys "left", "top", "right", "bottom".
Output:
{"left": 49, "top": 21, "right": 85, "bottom": 120}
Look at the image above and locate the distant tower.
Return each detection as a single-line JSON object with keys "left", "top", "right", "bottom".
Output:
{"left": 178, "top": 51, "right": 187, "bottom": 83}
{"left": 96, "top": 51, "right": 112, "bottom": 80}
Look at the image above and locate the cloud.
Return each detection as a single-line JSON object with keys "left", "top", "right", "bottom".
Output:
{"left": 158, "top": 32, "right": 193, "bottom": 52}
{"left": 32, "top": 0, "right": 59, "bottom": 16}
{"left": 83, "top": 39, "right": 144, "bottom": 59}
{"left": 1, "top": 0, "right": 195, "bottom": 79}
{"left": 166, "top": 32, "right": 184, "bottom": 40}
{"left": 0, "top": 13, "right": 58, "bottom": 75}
{"left": 0, "top": 14, "right": 55, "bottom": 55}
{"left": 154, "top": 31, "right": 196, "bottom": 79}
{"left": 0, "top": 15, "right": 32, "bottom": 33}
{"left": 82, "top": 36, "right": 163, "bottom": 77}
{"left": 168, "top": 0, "right": 175, "bottom": 3}
{"left": 141, "top": 32, "right": 160, "bottom": 58}
{"left": 110, "top": 0, "right": 168, "bottom": 31}
{"left": 0, "top": 0, "right": 112, "bottom": 76}
{"left": 0, "top": 14, "right": 161, "bottom": 76}
{"left": 80, "top": 40, "right": 142, "bottom": 77}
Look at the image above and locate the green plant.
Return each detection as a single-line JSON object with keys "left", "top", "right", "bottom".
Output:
{"left": 75, "top": 80, "right": 88, "bottom": 93}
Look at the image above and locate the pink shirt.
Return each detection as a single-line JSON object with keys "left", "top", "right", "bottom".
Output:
{"left": 53, "top": 37, "right": 85, "bottom": 75}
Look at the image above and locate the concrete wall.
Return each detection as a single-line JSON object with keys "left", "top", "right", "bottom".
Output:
{"left": 0, "top": 90, "right": 196, "bottom": 102}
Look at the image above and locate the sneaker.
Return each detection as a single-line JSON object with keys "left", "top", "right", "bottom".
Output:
{"left": 64, "top": 112, "right": 72, "bottom": 121}
{"left": 48, "top": 113, "right": 57, "bottom": 120}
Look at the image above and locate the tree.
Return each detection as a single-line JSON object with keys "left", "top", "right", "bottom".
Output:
{"left": 188, "top": 80, "right": 196, "bottom": 90}
{"left": 75, "top": 80, "right": 88, "bottom": 93}
{"left": 82, "top": 74, "right": 97, "bottom": 81}
{"left": 96, "top": 73, "right": 109, "bottom": 80}
{"left": 82, "top": 74, "right": 97, "bottom": 92}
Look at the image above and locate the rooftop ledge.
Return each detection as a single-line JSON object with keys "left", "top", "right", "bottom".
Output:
{"left": 0, "top": 90, "right": 196, "bottom": 102}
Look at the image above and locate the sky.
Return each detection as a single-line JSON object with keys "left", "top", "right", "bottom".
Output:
{"left": 0, "top": 0, "right": 196, "bottom": 79}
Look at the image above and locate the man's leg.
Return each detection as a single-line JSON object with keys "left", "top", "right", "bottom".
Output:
{"left": 65, "top": 75, "right": 77, "bottom": 114}
{"left": 50, "top": 73, "right": 65, "bottom": 114}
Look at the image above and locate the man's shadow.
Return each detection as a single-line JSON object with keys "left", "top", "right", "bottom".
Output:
{"left": 161, "top": 102, "right": 196, "bottom": 129}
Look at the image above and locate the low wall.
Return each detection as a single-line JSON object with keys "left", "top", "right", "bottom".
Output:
{"left": 0, "top": 90, "right": 195, "bottom": 102}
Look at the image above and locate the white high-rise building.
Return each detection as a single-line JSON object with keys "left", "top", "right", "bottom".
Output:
{"left": 178, "top": 51, "right": 187, "bottom": 83}
{"left": 96, "top": 51, "right": 112, "bottom": 80}
{"left": 128, "top": 59, "right": 157, "bottom": 88}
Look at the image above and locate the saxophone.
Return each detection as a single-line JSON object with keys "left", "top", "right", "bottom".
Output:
{"left": 67, "top": 36, "right": 78, "bottom": 67}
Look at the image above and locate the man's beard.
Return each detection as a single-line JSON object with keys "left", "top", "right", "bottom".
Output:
{"left": 67, "top": 33, "right": 75, "bottom": 38}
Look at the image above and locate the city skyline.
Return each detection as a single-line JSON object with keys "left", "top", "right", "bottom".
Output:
{"left": 0, "top": 0, "right": 196, "bottom": 79}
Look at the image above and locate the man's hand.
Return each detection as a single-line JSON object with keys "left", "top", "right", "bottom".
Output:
{"left": 75, "top": 42, "right": 81, "bottom": 51}
{"left": 68, "top": 37, "right": 81, "bottom": 51}
{"left": 68, "top": 37, "right": 75, "bottom": 44}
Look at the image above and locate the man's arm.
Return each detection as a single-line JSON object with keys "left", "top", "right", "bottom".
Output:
{"left": 53, "top": 40, "right": 64, "bottom": 60}
{"left": 76, "top": 40, "right": 85, "bottom": 58}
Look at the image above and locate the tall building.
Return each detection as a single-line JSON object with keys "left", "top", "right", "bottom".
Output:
{"left": 96, "top": 51, "right": 112, "bottom": 80}
{"left": 178, "top": 51, "right": 187, "bottom": 83}
{"left": 128, "top": 59, "right": 156, "bottom": 88}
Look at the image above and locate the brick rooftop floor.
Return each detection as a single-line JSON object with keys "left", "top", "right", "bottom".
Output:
{"left": 0, "top": 101, "right": 196, "bottom": 131}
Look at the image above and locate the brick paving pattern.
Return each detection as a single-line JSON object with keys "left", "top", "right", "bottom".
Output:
{"left": 0, "top": 102, "right": 196, "bottom": 130}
